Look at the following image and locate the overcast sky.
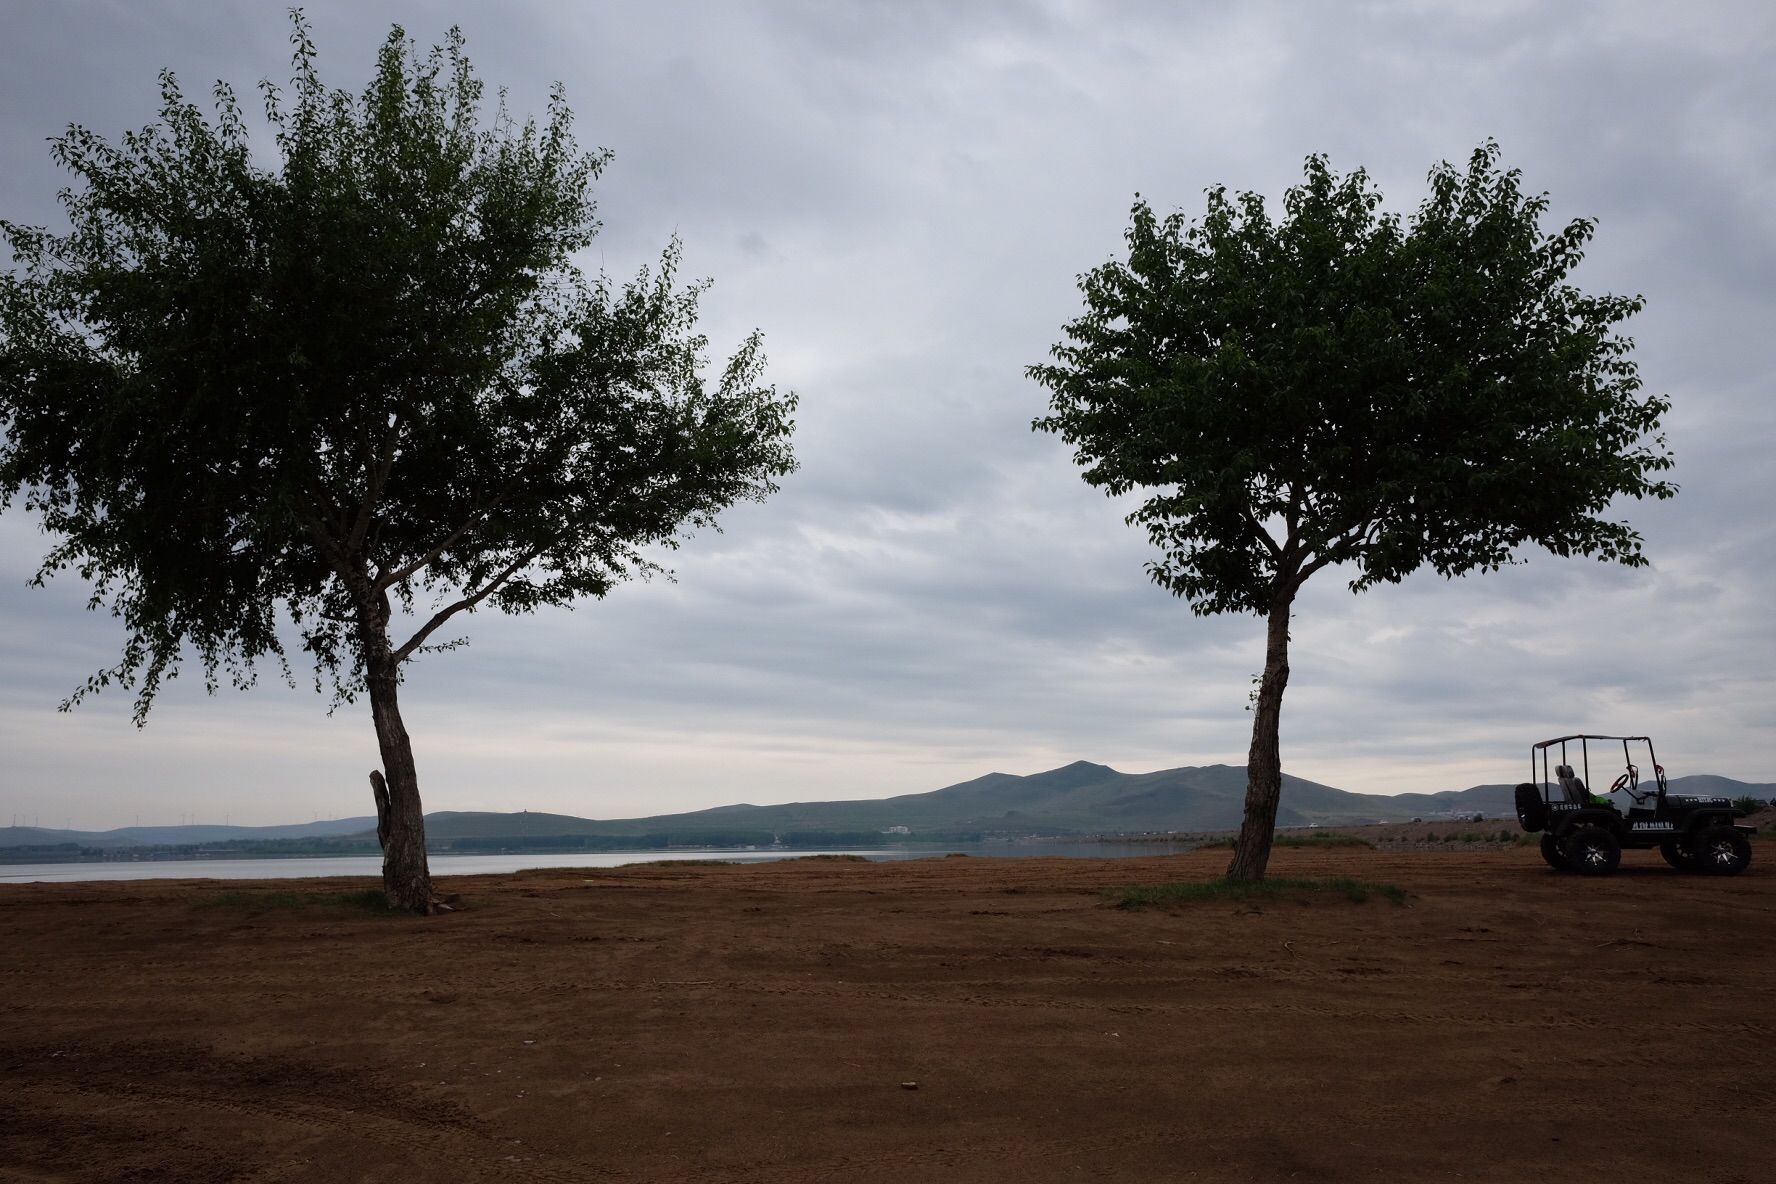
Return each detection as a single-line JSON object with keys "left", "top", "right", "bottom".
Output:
{"left": 2, "top": 0, "right": 1772, "bottom": 830}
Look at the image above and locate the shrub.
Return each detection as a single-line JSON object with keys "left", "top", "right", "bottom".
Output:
{"left": 1108, "top": 876, "right": 1407, "bottom": 908}
{"left": 1279, "top": 832, "right": 1372, "bottom": 848}
{"left": 1197, "top": 832, "right": 1371, "bottom": 850}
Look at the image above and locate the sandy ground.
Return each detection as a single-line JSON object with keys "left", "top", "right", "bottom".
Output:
{"left": 2, "top": 847, "right": 1772, "bottom": 1184}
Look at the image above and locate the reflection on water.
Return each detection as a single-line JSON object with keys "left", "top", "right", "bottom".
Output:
{"left": 0, "top": 841, "right": 1196, "bottom": 884}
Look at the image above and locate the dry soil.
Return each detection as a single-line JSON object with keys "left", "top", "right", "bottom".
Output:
{"left": 2, "top": 847, "right": 1771, "bottom": 1183}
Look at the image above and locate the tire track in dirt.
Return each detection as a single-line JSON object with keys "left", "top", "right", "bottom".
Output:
{"left": 15, "top": 1078, "right": 610, "bottom": 1184}
{"left": 80, "top": 966, "right": 1770, "bottom": 1042}
{"left": 450, "top": 975, "right": 1775, "bottom": 1040}
{"left": 667, "top": 1127, "right": 1202, "bottom": 1184}
{"left": 656, "top": 1112, "right": 1388, "bottom": 1184}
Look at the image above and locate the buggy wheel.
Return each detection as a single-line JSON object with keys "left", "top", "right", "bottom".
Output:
{"left": 1539, "top": 834, "right": 1572, "bottom": 872}
{"left": 1659, "top": 837, "right": 1700, "bottom": 872}
{"left": 1515, "top": 783, "right": 1546, "bottom": 833}
{"left": 1695, "top": 827, "right": 1751, "bottom": 876}
{"left": 1563, "top": 825, "right": 1621, "bottom": 876}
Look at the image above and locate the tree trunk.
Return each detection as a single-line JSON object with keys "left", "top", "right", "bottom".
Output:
{"left": 364, "top": 641, "right": 437, "bottom": 914}
{"left": 1226, "top": 588, "right": 1296, "bottom": 883}
{"left": 369, "top": 770, "right": 392, "bottom": 850}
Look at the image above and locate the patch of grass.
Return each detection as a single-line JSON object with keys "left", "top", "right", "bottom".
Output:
{"left": 203, "top": 888, "right": 399, "bottom": 915}
{"left": 627, "top": 858, "right": 738, "bottom": 867}
{"left": 792, "top": 854, "right": 870, "bottom": 862}
{"left": 1195, "top": 831, "right": 1371, "bottom": 850}
{"left": 1282, "top": 832, "right": 1372, "bottom": 848}
{"left": 1108, "top": 876, "right": 1408, "bottom": 909}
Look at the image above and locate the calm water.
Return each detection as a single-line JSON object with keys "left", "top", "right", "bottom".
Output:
{"left": 0, "top": 841, "right": 1194, "bottom": 884}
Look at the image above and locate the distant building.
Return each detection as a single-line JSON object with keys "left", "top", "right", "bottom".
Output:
{"left": 883, "top": 825, "right": 911, "bottom": 835}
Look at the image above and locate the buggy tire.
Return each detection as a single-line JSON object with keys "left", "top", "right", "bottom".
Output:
{"left": 1540, "top": 834, "right": 1572, "bottom": 872}
{"left": 1695, "top": 827, "right": 1752, "bottom": 876}
{"left": 1515, "top": 783, "right": 1547, "bottom": 833}
{"left": 1659, "top": 837, "right": 1700, "bottom": 873}
{"left": 1563, "top": 825, "right": 1621, "bottom": 876}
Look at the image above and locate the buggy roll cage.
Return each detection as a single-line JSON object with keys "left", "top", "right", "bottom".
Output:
{"left": 1531, "top": 734, "right": 1667, "bottom": 804}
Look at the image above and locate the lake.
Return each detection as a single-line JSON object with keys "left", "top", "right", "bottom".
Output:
{"left": 0, "top": 840, "right": 1196, "bottom": 883}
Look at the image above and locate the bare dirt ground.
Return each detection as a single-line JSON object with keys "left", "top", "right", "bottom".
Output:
{"left": 2, "top": 847, "right": 1771, "bottom": 1183}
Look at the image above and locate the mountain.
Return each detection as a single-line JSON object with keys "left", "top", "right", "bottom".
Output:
{"left": 1658, "top": 775, "right": 1776, "bottom": 800}
{"left": 1384, "top": 775, "right": 1775, "bottom": 820}
{"left": 0, "top": 817, "right": 377, "bottom": 849}
{"left": 7, "top": 769, "right": 1769, "bottom": 852}
{"left": 391, "top": 766, "right": 1776, "bottom": 837}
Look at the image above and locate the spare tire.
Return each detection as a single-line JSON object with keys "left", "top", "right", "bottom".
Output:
{"left": 1515, "top": 783, "right": 1547, "bottom": 833}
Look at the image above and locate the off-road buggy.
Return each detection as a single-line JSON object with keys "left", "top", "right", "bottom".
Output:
{"left": 1514, "top": 734, "right": 1756, "bottom": 876}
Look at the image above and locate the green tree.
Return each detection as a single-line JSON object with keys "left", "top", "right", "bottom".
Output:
{"left": 0, "top": 18, "right": 797, "bottom": 912}
{"left": 1031, "top": 144, "right": 1673, "bottom": 881}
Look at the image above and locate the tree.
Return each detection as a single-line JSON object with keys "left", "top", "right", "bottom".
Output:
{"left": 0, "top": 18, "right": 797, "bottom": 912}
{"left": 1031, "top": 144, "right": 1673, "bottom": 881}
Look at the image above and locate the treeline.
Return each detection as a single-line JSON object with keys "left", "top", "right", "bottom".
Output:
{"left": 0, "top": 829, "right": 994, "bottom": 865}
{"left": 0, "top": 836, "right": 382, "bottom": 864}
{"left": 443, "top": 830, "right": 986, "bottom": 853}
{"left": 0, "top": 842, "right": 95, "bottom": 863}
{"left": 214, "top": 836, "right": 380, "bottom": 856}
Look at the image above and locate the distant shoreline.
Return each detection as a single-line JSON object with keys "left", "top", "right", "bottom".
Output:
{"left": 0, "top": 839, "right": 974, "bottom": 868}
{"left": 0, "top": 838, "right": 1217, "bottom": 883}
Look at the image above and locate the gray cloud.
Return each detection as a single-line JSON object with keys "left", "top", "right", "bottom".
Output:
{"left": 2, "top": 0, "right": 1772, "bottom": 827}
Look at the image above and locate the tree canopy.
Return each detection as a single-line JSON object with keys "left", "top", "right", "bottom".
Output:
{"left": 1034, "top": 143, "right": 1673, "bottom": 615}
{"left": 1031, "top": 143, "right": 1674, "bottom": 879}
{"left": 0, "top": 16, "right": 796, "bottom": 910}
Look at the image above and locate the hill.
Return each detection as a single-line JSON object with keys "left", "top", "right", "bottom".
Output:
{"left": 0, "top": 817, "right": 377, "bottom": 850}
{"left": 562, "top": 765, "right": 1770, "bottom": 837}
{"left": 7, "top": 768, "right": 1769, "bottom": 852}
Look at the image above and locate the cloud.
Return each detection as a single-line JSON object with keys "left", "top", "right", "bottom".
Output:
{"left": 2, "top": 0, "right": 1772, "bottom": 827}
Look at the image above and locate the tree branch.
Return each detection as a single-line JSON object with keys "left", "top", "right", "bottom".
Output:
{"left": 295, "top": 486, "right": 355, "bottom": 582}
{"left": 1242, "top": 506, "right": 1282, "bottom": 561}
{"left": 374, "top": 486, "right": 516, "bottom": 592}
{"left": 391, "top": 548, "right": 539, "bottom": 663}
{"left": 348, "top": 413, "right": 405, "bottom": 554}
{"left": 1296, "top": 518, "right": 1380, "bottom": 584}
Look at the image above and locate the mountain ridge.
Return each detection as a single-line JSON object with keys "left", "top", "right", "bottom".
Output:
{"left": 7, "top": 765, "right": 1769, "bottom": 848}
